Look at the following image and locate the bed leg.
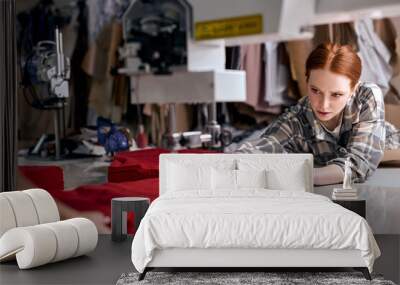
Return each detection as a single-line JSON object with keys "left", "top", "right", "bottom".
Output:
{"left": 354, "top": 267, "right": 371, "bottom": 280}
{"left": 138, "top": 268, "right": 147, "bottom": 281}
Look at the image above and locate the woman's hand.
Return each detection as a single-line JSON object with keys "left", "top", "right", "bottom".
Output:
{"left": 314, "top": 164, "right": 344, "bottom": 186}
{"left": 79, "top": 211, "right": 111, "bottom": 234}
{"left": 56, "top": 200, "right": 111, "bottom": 234}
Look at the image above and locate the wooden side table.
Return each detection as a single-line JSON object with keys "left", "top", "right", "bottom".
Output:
{"left": 111, "top": 197, "right": 150, "bottom": 242}
{"left": 332, "top": 199, "right": 366, "bottom": 218}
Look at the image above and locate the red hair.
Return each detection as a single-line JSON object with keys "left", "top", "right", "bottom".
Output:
{"left": 305, "top": 43, "right": 362, "bottom": 89}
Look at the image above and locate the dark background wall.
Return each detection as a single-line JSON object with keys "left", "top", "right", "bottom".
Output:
{"left": 0, "top": 0, "right": 17, "bottom": 191}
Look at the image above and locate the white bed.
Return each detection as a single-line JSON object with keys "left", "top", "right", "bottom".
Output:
{"left": 131, "top": 154, "right": 380, "bottom": 280}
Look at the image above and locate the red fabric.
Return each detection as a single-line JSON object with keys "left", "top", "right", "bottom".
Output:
{"left": 19, "top": 165, "right": 159, "bottom": 233}
{"left": 108, "top": 148, "right": 219, "bottom": 182}
{"left": 19, "top": 165, "right": 64, "bottom": 191}
{"left": 50, "top": 178, "right": 159, "bottom": 214}
{"left": 108, "top": 149, "right": 170, "bottom": 182}
{"left": 50, "top": 178, "right": 159, "bottom": 233}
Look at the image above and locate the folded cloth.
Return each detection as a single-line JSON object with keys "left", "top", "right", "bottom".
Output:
{"left": 108, "top": 148, "right": 218, "bottom": 183}
{"left": 332, "top": 193, "right": 359, "bottom": 197}
{"left": 332, "top": 187, "right": 359, "bottom": 200}
{"left": 332, "top": 196, "right": 360, "bottom": 201}
{"left": 333, "top": 189, "right": 358, "bottom": 194}
{"left": 332, "top": 193, "right": 360, "bottom": 200}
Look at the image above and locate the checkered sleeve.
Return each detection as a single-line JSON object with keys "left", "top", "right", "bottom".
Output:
{"left": 326, "top": 84, "right": 386, "bottom": 182}
{"left": 235, "top": 111, "right": 300, "bottom": 154}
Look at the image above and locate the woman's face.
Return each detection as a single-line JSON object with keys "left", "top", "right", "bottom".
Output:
{"left": 307, "top": 68, "right": 354, "bottom": 129}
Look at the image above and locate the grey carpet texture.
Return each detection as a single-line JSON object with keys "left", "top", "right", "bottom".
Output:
{"left": 116, "top": 271, "right": 396, "bottom": 285}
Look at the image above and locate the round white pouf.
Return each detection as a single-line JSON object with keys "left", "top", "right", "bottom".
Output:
{"left": 0, "top": 218, "right": 98, "bottom": 269}
{"left": 42, "top": 221, "right": 79, "bottom": 262}
{"left": 65, "top": 218, "right": 98, "bottom": 257}
{"left": 23, "top": 189, "right": 60, "bottom": 223}
{"left": 0, "top": 192, "right": 39, "bottom": 227}
{"left": 0, "top": 226, "right": 57, "bottom": 269}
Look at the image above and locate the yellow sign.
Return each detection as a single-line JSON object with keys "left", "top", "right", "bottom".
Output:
{"left": 195, "top": 14, "right": 263, "bottom": 40}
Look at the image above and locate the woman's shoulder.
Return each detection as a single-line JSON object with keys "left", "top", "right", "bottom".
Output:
{"left": 273, "top": 97, "right": 310, "bottom": 126}
{"left": 355, "top": 82, "right": 384, "bottom": 107}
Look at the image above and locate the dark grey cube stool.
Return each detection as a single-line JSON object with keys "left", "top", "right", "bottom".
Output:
{"left": 111, "top": 197, "right": 150, "bottom": 242}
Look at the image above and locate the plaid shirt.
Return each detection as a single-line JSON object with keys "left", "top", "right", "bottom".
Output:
{"left": 236, "top": 82, "right": 400, "bottom": 182}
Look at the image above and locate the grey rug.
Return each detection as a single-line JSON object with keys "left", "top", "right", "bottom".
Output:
{"left": 116, "top": 271, "right": 396, "bottom": 285}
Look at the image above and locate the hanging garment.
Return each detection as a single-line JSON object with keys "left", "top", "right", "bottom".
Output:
{"left": 264, "top": 42, "right": 293, "bottom": 106}
{"left": 239, "top": 44, "right": 263, "bottom": 108}
{"left": 86, "top": 0, "right": 130, "bottom": 43}
{"left": 239, "top": 44, "right": 282, "bottom": 114}
{"left": 285, "top": 40, "right": 313, "bottom": 98}
{"left": 226, "top": 46, "right": 241, "bottom": 70}
{"left": 70, "top": 0, "right": 91, "bottom": 131}
{"left": 354, "top": 18, "right": 393, "bottom": 96}
{"left": 83, "top": 22, "right": 124, "bottom": 124}
{"left": 374, "top": 19, "right": 397, "bottom": 62}
{"left": 377, "top": 17, "right": 400, "bottom": 102}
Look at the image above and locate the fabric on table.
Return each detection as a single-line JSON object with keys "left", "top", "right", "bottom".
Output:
{"left": 108, "top": 148, "right": 219, "bottom": 183}
{"left": 109, "top": 149, "right": 170, "bottom": 183}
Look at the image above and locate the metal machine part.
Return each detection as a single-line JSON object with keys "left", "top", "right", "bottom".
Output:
{"left": 22, "top": 28, "right": 71, "bottom": 160}
{"left": 24, "top": 29, "right": 70, "bottom": 101}
{"left": 122, "top": 0, "right": 190, "bottom": 74}
{"left": 160, "top": 102, "right": 233, "bottom": 150}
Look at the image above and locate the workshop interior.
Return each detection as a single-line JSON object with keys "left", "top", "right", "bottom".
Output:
{"left": 1, "top": 0, "right": 400, "bottom": 284}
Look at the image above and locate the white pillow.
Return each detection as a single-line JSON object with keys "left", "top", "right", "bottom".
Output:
{"left": 236, "top": 169, "right": 267, "bottom": 189}
{"left": 212, "top": 168, "right": 236, "bottom": 190}
{"left": 237, "top": 158, "right": 309, "bottom": 191}
{"left": 211, "top": 168, "right": 268, "bottom": 190}
{"left": 266, "top": 166, "right": 307, "bottom": 191}
{"left": 167, "top": 162, "right": 212, "bottom": 191}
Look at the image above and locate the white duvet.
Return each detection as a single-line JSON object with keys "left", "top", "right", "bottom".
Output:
{"left": 131, "top": 190, "right": 380, "bottom": 273}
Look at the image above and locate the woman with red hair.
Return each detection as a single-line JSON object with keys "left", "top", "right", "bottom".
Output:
{"left": 237, "top": 43, "right": 400, "bottom": 185}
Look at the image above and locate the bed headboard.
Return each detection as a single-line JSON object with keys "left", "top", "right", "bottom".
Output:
{"left": 159, "top": 153, "right": 314, "bottom": 195}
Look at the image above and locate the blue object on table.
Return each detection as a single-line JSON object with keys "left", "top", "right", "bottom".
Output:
{"left": 97, "top": 117, "right": 129, "bottom": 155}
